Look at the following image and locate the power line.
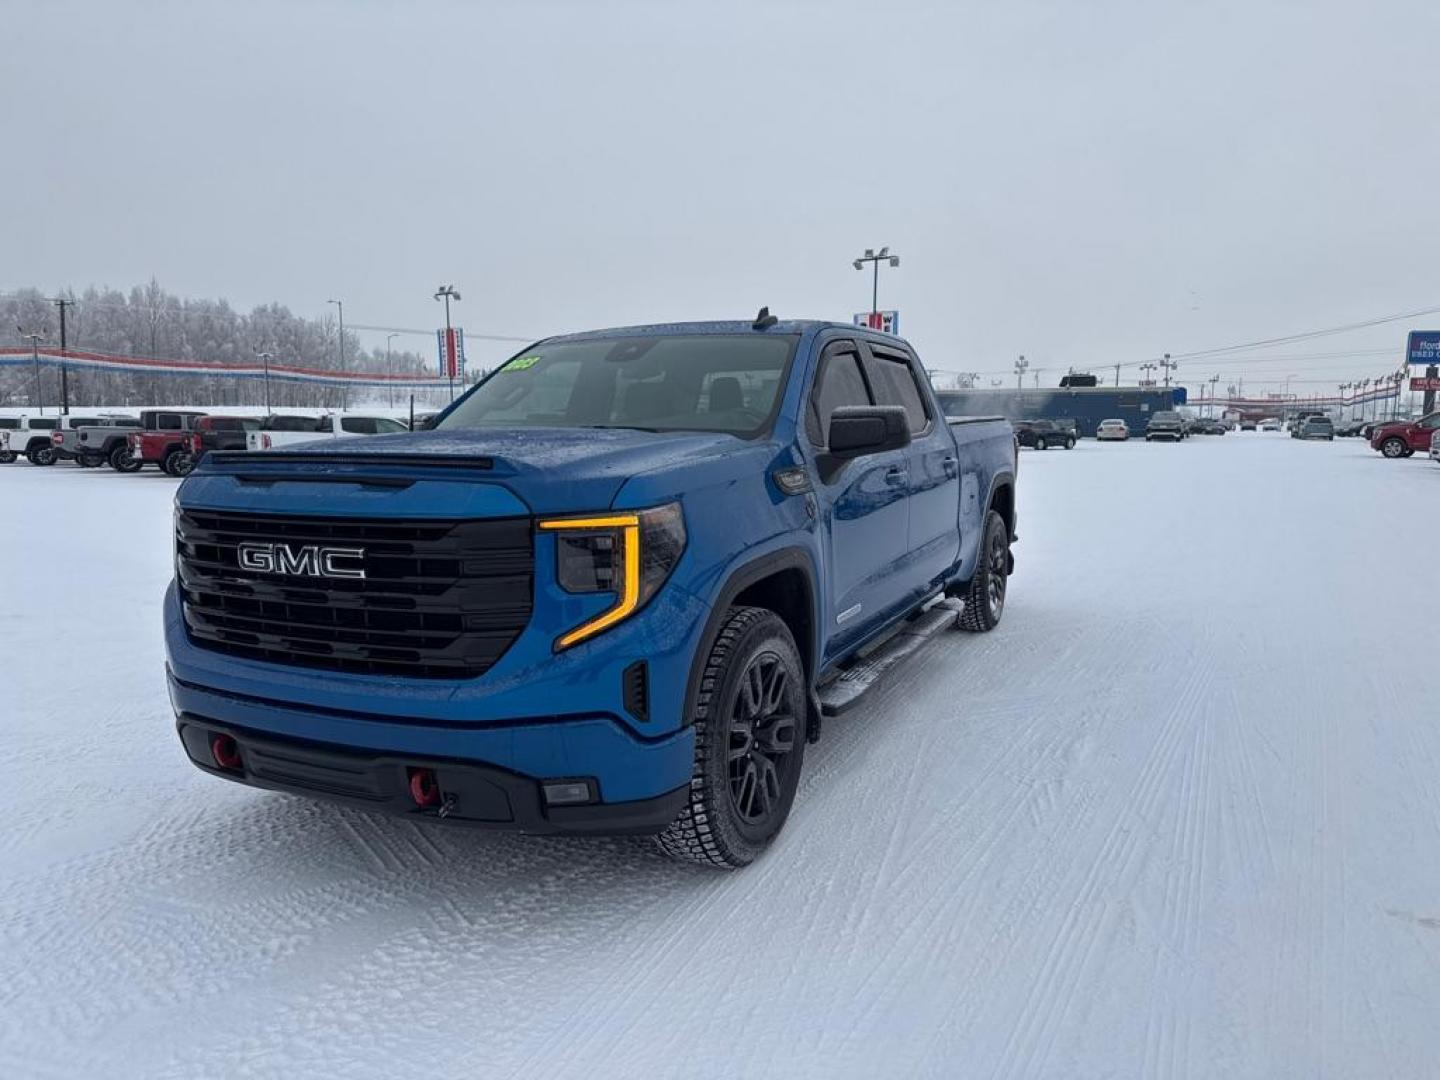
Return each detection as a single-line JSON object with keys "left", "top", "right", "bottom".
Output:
{"left": 1164, "top": 303, "right": 1440, "bottom": 360}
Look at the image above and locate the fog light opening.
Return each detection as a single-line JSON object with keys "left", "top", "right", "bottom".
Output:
{"left": 542, "top": 780, "right": 595, "bottom": 807}
{"left": 210, "top": 734, "right": 242, "bottom": 771}
{"left": 408, "top": 767, "right": 442, "bottom": 809}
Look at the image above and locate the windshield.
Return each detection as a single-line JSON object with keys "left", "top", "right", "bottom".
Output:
{"left": 438, "top": 334, "right": 798, "bottom": 438}
{"left": 1153, "top": 411, "right": 1180, "bottom": 422}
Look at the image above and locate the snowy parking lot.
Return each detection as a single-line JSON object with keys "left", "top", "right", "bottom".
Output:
{"left": 2, "top": 433, "right": 1438, "bottom": 1079}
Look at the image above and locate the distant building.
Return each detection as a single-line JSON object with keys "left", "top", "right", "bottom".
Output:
{"left": 935, "top": 386, "right": 1178, "bottom": 437}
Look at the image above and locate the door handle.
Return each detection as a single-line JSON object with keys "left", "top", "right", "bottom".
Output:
{"left": 885, "top": 465, "right": 909, "bottom": 485}
{"left": 942, "top": 455, "right": 958, "bottom": 477}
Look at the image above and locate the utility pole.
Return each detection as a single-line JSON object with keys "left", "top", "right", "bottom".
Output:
{"left": 20, "top": 329, "right": 46, "bottom": 414}
{"left": 1114, "top": 363, "right": 1121, "bottom": 387}
{"left": 327, "top": 298, "right": 345, "bottom": 410}
{"left": 48, "top": 297, "right": 74, "bottom": 413}
{"left": 386, "top": 332, "right": 399, "bottom": 408}
{"left": 1014, "top": 354, "right": 1028, "bottom": 390}
{"left": 435, "top": 285, "right": 462, "bottom": 401}
{"left": 1032, "top": 369, "right": 1042, "bottom": 388}
{"left": 852, "top": 247, "right": 900, "bottom": 324}
{"left": 1209, "top": 374, "right": 1220, "bottom": 418}
{"left": 254, "top": 349, "right": 273, "bottom": 412}
{"left": 1160, "top": 353, "right": 1176, "bottom": 389}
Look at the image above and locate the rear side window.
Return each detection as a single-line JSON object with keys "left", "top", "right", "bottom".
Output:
{"left": 862, "top": 347, "right": 929, "bottom": 434}
{"left": 28, "top": 418, "right": 58, "bottom": 430}
{"left": 806, "top": 344, "right": 871, "bottom": 447}
{"left": 266, "top": 415, "right": 321, "bottom": 432}
{"left": 0, "top": 419, "right": 18, "bottom": 430}
{"left": 156, "top": 413, "right": 183, "bottom": 430}
{"left": 340, "top": 417, "right": 376, "bottom": 434}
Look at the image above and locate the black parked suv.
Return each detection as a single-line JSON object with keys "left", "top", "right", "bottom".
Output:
{"left": 1145, "top": 410, "right": 1186, "bottom": 441}
{"left": 1012, "top": 419, "right": 1075, "bottom": 450}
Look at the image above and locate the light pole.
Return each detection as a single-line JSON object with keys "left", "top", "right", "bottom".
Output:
{"left": 327, "top": 298, "right": 345, "bottom": 410}
{"left": 1032, "top": 369, "right": 1042, "bottom": 389}
{"left": 1159, "top": 353, "right": 1177, "bottom": 388}
{"left": 254, "top": 348, "right": 274, "bottom": 412}
{"left": 852, "top": 247, "right": 900, "bottom": 324}
{"left": 1014, "top": 354, "right": 1029, "bottom": 390}
{"left": 385, "top": 332, "right": 399, "bottom": 407}
{"left": 434, "top": 284, "right": 462, "bottom": 401}
{"left": 1139, "top": 362, "right": 1157, "bottom": 386}
{"left": 19, "top": 329, "right": 45, "bottom": 414}
{"left": 1209, "top": 374, "right": 1220, "bottom": 417}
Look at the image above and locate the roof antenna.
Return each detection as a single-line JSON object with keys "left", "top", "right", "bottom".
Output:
{"left": 753, "top": 306, "right": 778, "bottom": 330}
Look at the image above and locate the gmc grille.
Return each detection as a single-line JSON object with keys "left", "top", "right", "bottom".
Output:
{"left": 176, "top": 509, "right": 533, "bottom": 679}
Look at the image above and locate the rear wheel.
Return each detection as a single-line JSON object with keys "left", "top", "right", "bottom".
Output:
{"left": 27, "top": 446, "right": 56, "bottom": 466}
{"left": 78, "top": 452, "right": 104, "bottom": 468}
{"left": 958, "top": 509, "right": 1010, "bottom": 633}
{"left": 656, "top": 606, "right": 806, "bottom": 869}
{"left": 163, "top": 448, "right": 196, "bottom": 477}
{"left": 109, "top": 445, "right": 142, "bottom": 472}
{"left": 0, "top": 451, "right": 16, "bottom": 464}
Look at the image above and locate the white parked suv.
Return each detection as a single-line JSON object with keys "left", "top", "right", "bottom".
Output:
{"left": 245, "top": 413, "right": 410, "bottom": 451}
{"left": 0, "top": 415, "right": 61, "bottom": 464}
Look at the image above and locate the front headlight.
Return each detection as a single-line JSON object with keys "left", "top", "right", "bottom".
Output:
{"left": 537, "top": 502, "right": 687, "bottom": 650}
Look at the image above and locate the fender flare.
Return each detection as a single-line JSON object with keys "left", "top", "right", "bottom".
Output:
{"left": 680, "top": 545, "right": 820, "bottom": 733}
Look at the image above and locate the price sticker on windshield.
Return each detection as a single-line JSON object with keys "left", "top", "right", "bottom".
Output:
{"left": 505, "top": 355, "right": 542, "bottom": 372}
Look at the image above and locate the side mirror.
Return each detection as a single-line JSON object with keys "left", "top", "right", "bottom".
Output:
{"left": 827, "top": 406, "right": 911, "bottom": 458}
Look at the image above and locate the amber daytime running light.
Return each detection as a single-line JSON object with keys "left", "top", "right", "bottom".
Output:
{"left": 537, "top": 503, "right": 687, "bottom": 649}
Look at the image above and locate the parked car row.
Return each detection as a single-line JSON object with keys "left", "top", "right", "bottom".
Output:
{"left": 1009, "top": 412, "right": 1231, "bottom": 447}
{"left": 0, "top": 409, "right": 429, "bottom": 474}
{"left": 1368, "top": 411, "right": 1440, "bottom": 459}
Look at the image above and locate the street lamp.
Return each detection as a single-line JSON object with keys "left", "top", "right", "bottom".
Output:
{"left": 852, "top": 247, "right": 900, "bottom": 322}
{"left": 385, "top": 332, "right": 399, "bottom": 408}
{"left": 1139, "top": 361, "right": 1157, "bottom": 386}
{"left": 1159, "top": 353, "right": 1177, "bottom": 388}
{"left": 327, "top": 298, "right": 345, "bottom": 410}
{"left": 254, "top": 348, "right": 274, "bottom": 412}
{"left": 19, "top": 328, "right": 45, "bottom": 414}
{"left": 1014, "top": 354, "right": 1029, "bottom": 390}
{"left": 434, "top": 285, "right": 462, "bottom": 400}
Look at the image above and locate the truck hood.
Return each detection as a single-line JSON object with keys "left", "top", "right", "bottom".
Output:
{"left": 198, "top": 427, "right": 759, "bottom": 514}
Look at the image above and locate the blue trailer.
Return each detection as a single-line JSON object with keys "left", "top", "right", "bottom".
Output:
{"left": 935, "top": 386, "right": 1178, "bottom": 438}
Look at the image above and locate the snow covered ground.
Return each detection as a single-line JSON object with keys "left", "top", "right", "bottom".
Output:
{"left": 2, "top": 434, "right": 1438, "bottom": 1079}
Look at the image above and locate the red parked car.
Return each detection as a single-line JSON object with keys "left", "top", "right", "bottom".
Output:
{"left": 126, "top": 410, "right": 209, "bottom": 476}
{"left": 1370, "top": 412, "right": 1440, "bottom": 458}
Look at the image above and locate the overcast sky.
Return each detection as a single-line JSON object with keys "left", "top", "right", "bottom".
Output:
{"left": 5, "top": 0, "right": 1438, "bottom": 391}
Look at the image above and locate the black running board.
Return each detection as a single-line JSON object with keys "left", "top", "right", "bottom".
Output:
{"left": 815, "top": 602, "right": 959, "bottom": 717}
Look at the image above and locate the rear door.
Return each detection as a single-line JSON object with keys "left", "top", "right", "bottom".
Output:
{"left": 804, "top": 338, "right": 910, "bottom": 657}
{"left": 860, "top": 339, "right": 961, "bottom": 595}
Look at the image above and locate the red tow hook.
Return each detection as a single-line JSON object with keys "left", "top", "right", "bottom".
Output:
{"left": 210, "top": 734, "right": 243, "bottom": 771}
{"left": 408, "top": 767, "right": 441, "bottom": 808}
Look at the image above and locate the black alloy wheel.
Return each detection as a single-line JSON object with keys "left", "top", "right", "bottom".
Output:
{"left": 727, "top": 652, "right": 799, "bottom": 827}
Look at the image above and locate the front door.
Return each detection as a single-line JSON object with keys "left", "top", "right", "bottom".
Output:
{"left": 804, "top": 339, "right": 910, "bottom": 658}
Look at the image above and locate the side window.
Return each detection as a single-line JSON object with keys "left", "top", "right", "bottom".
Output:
{"left": 862, "top": 347, "right": 929, "bottom": 434}
{"left": 375, "top": 418, "right": 408, "bottom": 433}
{"left": 1420, "top": 414, "right": 1440, "bottom": 429}
{"left": 29, "top": 418, "right": 58, "bottom": 430}
{"left": 157, "top": 413, "right": 182, "bottom": 430}
{"left": 340, "top": 417, "right": 375, "bottom": 434}
{"left": 806, "top": 344, "right": 872, "bottom": 447}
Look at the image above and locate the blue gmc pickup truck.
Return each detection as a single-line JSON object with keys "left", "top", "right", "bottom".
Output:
{"left": 165, "top": 314, "right": 1017, "bottom": 867}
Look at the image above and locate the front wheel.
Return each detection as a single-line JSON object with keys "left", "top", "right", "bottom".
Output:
{"left": 1381, "top": 437, "right": 1408, "bottom": 458}
{"left": 78, "top": 452, "right": 105, "bottom": 468}
{"left": 1064, "top": 437, "right": 1075, "bottom": 449}
{"left": 0, "top": 451, "right": 16, "bottom": 464}
{"left": 656, "top": 607, "right": 806, "bottom": 869}
{"left": 959, "top": 509, "right": 1010, "bottom": 633}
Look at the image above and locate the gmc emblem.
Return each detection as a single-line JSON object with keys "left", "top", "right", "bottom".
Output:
{"left": 237, "top": 542, "right": 366, "bottom": 580}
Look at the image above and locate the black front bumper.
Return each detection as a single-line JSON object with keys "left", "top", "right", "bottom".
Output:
{"left": 176, "top": 716, "right": 689, "bottom": 835}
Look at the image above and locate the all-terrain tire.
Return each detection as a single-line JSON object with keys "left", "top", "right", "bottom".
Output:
{"left": 109, "top": 445, "right": 141, "bottom": 472}
{"left": 78, "top": 452, "right": 104, "bottom": 468}
{"left": 656, "top": 606, "right": 806, "bottom": 869}
{"left": 164, "top": 448, "right": 196, "bottom": 477}
{"left": 27, "top": 447, "right": 56, "bottom": 466}
{"left": 0, "top": 451, "right": 16, "bottom": 464}
{"left": 958, "top": 509, "right": 1010, "bottom": 633}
